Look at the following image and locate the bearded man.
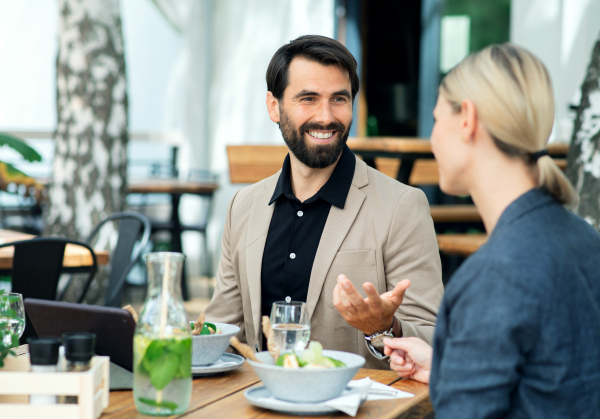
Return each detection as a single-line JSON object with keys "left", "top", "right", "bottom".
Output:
{"left": 204, "top": 35, "right": 443, "bottom": 369}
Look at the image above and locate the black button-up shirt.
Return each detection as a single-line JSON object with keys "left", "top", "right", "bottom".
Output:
{"left": 260, "top": 145, "right": 355, "bottom": 320}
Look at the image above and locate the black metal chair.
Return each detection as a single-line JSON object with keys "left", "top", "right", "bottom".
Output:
{"left": 81, "top": 211, "right": 151, "bottom": 307}
{"left": 0, "top": 237, "right": 98, "bottom": 342}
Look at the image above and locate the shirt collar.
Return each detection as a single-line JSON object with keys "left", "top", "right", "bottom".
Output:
{"left": 491, "top": 188, "right": 555, "bottom": 237}
{"left": 268, "top": 144, "right": 356, "bottom": 209}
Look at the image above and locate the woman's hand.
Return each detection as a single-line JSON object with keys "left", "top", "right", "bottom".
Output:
{"left": 383, "top": 337, "right": 433, "bottom": 384}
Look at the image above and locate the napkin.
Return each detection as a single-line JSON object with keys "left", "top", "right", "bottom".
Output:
{"left": 349, "top": 377, "right": 415, "bottom": 400}
{"left": 323, "top": 378, "right": 414, "bottom": 416}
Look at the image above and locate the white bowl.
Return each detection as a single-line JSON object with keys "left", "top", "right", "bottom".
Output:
{"left": 247, "top": 350, "right": 365, "bottom": 403}
{"left": 191, "top": 322, "right": 240, "bottom": 366}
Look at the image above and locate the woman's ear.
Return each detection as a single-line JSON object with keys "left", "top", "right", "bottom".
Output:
{"left": 460, "top": 99, "right": 477, "bottom": 144}
{"left": 266, "top": 92, "right": 280, "bottom": 123}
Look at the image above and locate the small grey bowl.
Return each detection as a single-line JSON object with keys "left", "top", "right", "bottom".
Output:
{"left": 247, "top": 350, "right": 365, "bottom": 403}
{"left": 192, "top": 322, "right": 240, "bottom": 366}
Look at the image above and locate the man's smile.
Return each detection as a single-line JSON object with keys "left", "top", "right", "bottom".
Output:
{"left": 306, "top": 130, "right": 337, "bottom": 144}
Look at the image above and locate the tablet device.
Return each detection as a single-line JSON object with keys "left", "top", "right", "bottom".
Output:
{"left": 24, "top": 298, "right": 136, "bottom": 371}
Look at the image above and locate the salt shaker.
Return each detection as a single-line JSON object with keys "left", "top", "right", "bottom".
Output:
{"left": 27, "top": 336, "right": 61, "bottom": 405}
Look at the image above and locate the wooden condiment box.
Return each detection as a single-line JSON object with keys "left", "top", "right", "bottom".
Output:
{"left": 0, "top": 354, "right": 110, "bottom": 419}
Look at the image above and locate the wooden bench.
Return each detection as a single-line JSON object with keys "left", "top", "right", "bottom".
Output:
{"left": 436, "top": 233, "right": 488, "bottom": 257}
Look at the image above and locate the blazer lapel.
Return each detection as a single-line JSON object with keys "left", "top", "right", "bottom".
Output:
{"left": 305, "top": 158, "right": 369, "bottom": 319}
{"left": 246, "top": 176, "right": 278, "bottom": 343}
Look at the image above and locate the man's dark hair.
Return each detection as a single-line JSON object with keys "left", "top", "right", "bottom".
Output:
{"left": 266, "top": 35, "right": 359, "bottom": 101}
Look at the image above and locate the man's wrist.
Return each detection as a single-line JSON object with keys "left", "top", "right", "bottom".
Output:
{"left": 362, "top": 317, "right": 396, "bottom": 336}
{"left": 391, "top": 316, "right": 402, "bottom": 338}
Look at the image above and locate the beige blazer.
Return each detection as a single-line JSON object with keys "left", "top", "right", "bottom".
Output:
{"left": 205, "top": 156, "right": 443, "bottom": 369}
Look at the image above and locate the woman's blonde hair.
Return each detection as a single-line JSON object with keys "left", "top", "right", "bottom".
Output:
{"left": 439, "top": 43, "right": 577, "bottom": 207}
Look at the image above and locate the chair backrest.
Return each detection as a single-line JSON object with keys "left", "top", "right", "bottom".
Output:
{"left": 85, "top": 211, "right": 151, "bottom": 307}
{"left": 227, "top": 145, "right": 287, "bottom": 184}
{"left": 0, "top": 237, "right": 98, "bottom": 342}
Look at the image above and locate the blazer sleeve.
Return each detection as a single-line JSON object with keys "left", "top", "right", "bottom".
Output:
{"left": 204, "top": 190, "right": 246, "bottom": 342}
{"left": 385, "top": 187, "right": 443, "bottom": 344}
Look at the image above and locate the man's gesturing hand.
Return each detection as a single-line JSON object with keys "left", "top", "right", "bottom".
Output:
{"left": 332, "top": 274, "right": 410, "bottom": 336}
{"left": 383, "top": 337, "right": 432, "bottom": 383}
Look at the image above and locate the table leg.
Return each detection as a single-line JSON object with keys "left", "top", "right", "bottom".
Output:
{"left": 396, "top": 157, "right": 416, "bottom": 184}
{"left": 362, "top": 156, "right": 377, "bottom": 168}
{"left": 170, "top": 193, "right": 189, "bottom": 300}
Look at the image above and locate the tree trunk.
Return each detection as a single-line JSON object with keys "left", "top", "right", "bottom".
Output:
{"left": 566, "top": 34, "right": 600, "bottom": 232}
{"left": 46, "top": 0, "right": 128, "bottom": 303}
{"left": 46, "top": 0, "right": 128, "bottom": 239}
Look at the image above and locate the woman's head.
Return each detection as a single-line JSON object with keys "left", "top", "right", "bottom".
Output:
{"left": 432, "top": 43, "right": 577, "bottom": 207}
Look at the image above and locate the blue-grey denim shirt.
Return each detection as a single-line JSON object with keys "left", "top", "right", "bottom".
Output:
{"left": 430, "top": 188, "right": 600, "bottom": 418}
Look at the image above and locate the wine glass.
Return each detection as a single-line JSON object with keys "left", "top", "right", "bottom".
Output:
{"left": 0, "top": 293, "right": 25, "bottom": 348}
{"left": 270, "top": 301, "right": 310, "bottom": 353}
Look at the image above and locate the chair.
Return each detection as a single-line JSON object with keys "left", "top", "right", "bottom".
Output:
{"left": 0, "top": 237, "right": 98, "bottom": 342}
{"left": 81, "top": 211, "right": 151, "bottom": 307}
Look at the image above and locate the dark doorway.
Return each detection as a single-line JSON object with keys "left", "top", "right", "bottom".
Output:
{"left": 363, "top": 0, "right": 422, "bottom": 137}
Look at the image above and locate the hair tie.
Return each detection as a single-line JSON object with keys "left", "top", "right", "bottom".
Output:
{"left": 530, "top": 149, "right": 549, "bottom": 162}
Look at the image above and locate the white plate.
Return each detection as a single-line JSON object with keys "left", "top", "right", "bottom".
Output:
{"left": 244, "top": 385, "right": 366, "bottom": 416}
{"left": 192, "top": 353, "right": 245, "bottom": 376}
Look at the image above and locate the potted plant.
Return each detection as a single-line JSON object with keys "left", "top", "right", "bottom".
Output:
{"left": 0, "top": 132, "right": 44, "bottom": 196}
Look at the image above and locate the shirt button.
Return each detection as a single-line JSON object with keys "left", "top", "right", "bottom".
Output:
{"left": 285, "top": 296, "right": 291, "bottom": 303}
{"left": 290, "top": 253, "right": 296, "bottom": 259}
{"left": 297, "top": 211, "right": 303, "bottom": 217}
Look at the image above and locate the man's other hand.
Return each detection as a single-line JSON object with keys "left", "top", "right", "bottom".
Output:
{"left": 383, "top": 337, "right": 432, "bottom": 383}
{"left": 333, "top": 274, "right": 410, "bottom": 336}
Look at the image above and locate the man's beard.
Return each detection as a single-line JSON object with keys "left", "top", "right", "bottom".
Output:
{"left": 278, "top": 109, "right": 351, "bottom": 169}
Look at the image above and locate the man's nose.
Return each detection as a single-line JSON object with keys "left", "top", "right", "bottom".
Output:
{"left": 314, "top": 101, "right": 335, "bottom": 126}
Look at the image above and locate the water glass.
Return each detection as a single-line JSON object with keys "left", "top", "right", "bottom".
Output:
{"left": 0, "top": 292, "right": 25, "bottom": 348}
{"left": 270, "top": 301, "right": 310, "bottom": 353}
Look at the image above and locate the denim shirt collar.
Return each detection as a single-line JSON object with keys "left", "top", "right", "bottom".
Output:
{"left": 491, "top": 188, "right": 556, "bottom": 238}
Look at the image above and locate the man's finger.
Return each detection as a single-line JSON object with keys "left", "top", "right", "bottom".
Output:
{"left": 332, "top": 283, "right": 340, "bottom": 307}
{"left": 338, "top": 275, "right": 366, "bottom": 309}
{"left": 338, "top": 283, "right": 358, "bottom": 314}
{"left": 363, "top": 282, "right": 383, "bottom": 311}
{"left": 386, "top": 279, "right": 411, "bottom": 307}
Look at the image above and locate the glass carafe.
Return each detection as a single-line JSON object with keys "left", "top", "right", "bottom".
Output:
{"left": 133, "top": 252, "right": 192, "bottom": 416}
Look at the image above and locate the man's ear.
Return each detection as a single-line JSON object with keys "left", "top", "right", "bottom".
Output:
{"left": 266, "top": 92, "right": 280, "bottom": 123}
{"left": 460, "top": 99, "right": 477, "bottom": 144}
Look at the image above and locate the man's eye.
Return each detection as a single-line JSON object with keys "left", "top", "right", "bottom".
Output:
{"left": 333, "top": 97, "right": 347, "bottom": 103}
{"left": 302, "top": 97, "right": 315, "bottom": 102}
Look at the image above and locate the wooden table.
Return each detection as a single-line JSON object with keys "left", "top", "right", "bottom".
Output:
{"left": 436, "top": 233, "right": 487, "bottom": 257}
{"left": 347, "top": 138, "right": 569, "bottom": 185}
{"left": 127, "top": 179, "right": 219, "bottom": 300}
{"left": 105, "top": 365, "right": 431, "bottom": 418}
{"left": 0, "top": 228, "right": 109, "bottom": 271}
{"left": 10, "top": 345, "right": 433, "bottom": 419}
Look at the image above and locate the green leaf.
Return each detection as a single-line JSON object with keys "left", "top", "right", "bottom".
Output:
{"left": 175, "top": 348, "right": 191, "bottom": 379}
{"left": 166, "top": 338, "right": 191, "bottom": 355}
{"left": 0, "top": 133, "right": 42, "bottom": 162}
{"left": 0, "top": 161, "right": 39, "bottom": 186}
{"left": 142, "top": 340, "right": 165, "bottom": 372}
{"left": 150, "top": 352, "right": 179, "bottom": 390}
{"left": 200, "top": 322, "right": 217, "bottom": 335}
{"left": 138, "top": 397, "right": 178, "bottom": 412}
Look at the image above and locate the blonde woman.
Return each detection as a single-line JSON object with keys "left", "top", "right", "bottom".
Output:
{"left": 384, "top": 44, "right": 600, "bottom": 417}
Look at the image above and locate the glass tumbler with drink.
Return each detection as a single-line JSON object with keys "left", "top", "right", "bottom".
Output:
{"left": 0, "top": 292, "right": 25, "bottom": 348}
{"left": 270, "top": 301, "right": 310, "bottom": 354}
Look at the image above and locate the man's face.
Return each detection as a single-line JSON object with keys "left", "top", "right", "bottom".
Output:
{"left": 271, "top": 58, "right": 354, "bottom": 168}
